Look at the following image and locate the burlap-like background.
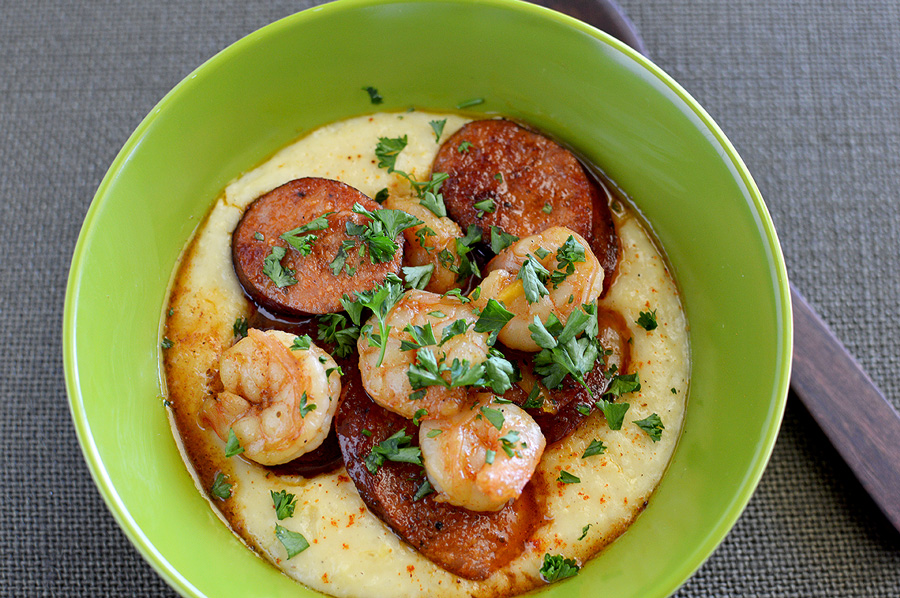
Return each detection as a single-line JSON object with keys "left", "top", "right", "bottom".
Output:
{"left": 2, "top": 1, "right": 898, "bottom": 595}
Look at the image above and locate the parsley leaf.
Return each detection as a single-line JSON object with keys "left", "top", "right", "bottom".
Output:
{"left": 485, "top": 449, "right": 496, "bottom": 464}
{"left": 412, "top": 409, "right": 428, "bottom": 426}
{"left": 474, "top": 197, "right": 496, "bottom": 216}
{"left": 375, "top": 136, "right": 407, "bottom": 172}
{"left": 633, "top": 413, "right": 664, "bottom": 441}
{"left": 582, "top": 439, "right": 606, "bottom": 458}
{"left": 489, "top": 226, "right": 519, "bottom": 254}
{"left": 399, "top": 322, "right": 438, "bottom": 351}
{"left": 539, "top": 553, "right": 580, "bottom": 582}
{"left": 637, "top": 308, "right": 659, "bottom": 331}
{"left": 426, "top": 428, "right": 442, "bottom": 438}
{"left": 298, "top": 392, "right": 316, "bottom": 418}
{"left": 279, "top": 212, "right": 332, "bottom": 255}
{"left": 403, "top": 264, "right": 434, "bottom": 290}
{"left": 364, "top": 429, "right": 423, "bottom": 473}
{"left": 456, "top": 97, "right": 484, "bottom": 109}
{"left": 522, "top": 385, "right": 544, "bottom": 409}
{"left": 271, "top": 490, "right": 297, "bottom": 520}
{"left": 316, "top": 313, "right": 360, "bottom": 358}
{"left": 290, "top": 334, "right": 312, "bottom": 351}
{"left": 210, "top": 472, "right": 232, "bottom": 499}
{"left": 340, "top": 273, "right": 404, "bottom": 367}
{"left": 263, "top": 246, "right": 297, "bottom": 288}
{"left": 161, "top": 337, "right": 174, "bottom": 349}
{"left": 373, "top": 187, "right": 389, "bottom": 204}
{"left": 548, "top": 235, "right": 586, "bottom": 288}
{"left": 542, "top": 202, "right": 553, "bottom": 214}
{"left": 595, "top": 398, "right": 630, "bottom": 430}
{"left": 275, "top": 524, "right": 309, "bottom": 559}
{"left": 429, "top": 119, "right": 447, "bottom": 142}
{"left": 458, "top": 140, "right": 473, "bottom": 153}
{"left": 480, "top": 405, "right": 505, "bottom": 430}
{"left": 529, "top": 309, "right": 600, "bottom": 392}
{"left": 413, "top": 479, "right": 434, "bottom": 501}
{"left": 578, "top": 524, "right": 591, "bottom": 540}
{"left": 224, "top": 428, "right": 244, "bottom": 458}
{"left": 473, "top": 299, "right": 514, "bottom": 345}
{"left": 439, "top": 318, "right": 471, "bottom": 345}
{"left": 605, "top": 372, "right": 641, "bottom": 397}
{"left": 517, "top": 256, "right": 550, "bottom": 304}
{"left": 362, "top": 86, "right": 383, "bottom": 104}
{"left": 557, "top": 470, "right": 580, "bottom": 484}
{"left": 233, "top": 316, "right": 248, "bottom": 340}
{"left": 420, "top": 191, "right": 447, "bottom": 218}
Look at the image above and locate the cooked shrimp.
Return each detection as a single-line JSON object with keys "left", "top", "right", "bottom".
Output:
{"left": 384, "top": 194, "right": 465, "bottom": 293}
{"left": 419, "top": 394, "right": 546, "bottom": 512}
{"left": 200, "top": 328, "right": 341, "bottom": 466}
{"left": 473, "top": 226, "right": 604, "bottom": 351}
{"left": 357, "top": 289, "right": 490, "bottom": 420}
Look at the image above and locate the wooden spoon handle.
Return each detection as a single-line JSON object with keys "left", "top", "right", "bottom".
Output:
{"left": 790, "top": 284, "right": 900, "bottom": 531}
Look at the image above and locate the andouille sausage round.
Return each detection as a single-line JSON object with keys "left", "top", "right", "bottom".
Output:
{"left": 232, "top": 177, "right": 404, "bottom": 315}
{"left": 433, "top": 119, "right": 599, "bottom": 242}
{"left": 334, "top": 365, "right": 541, "bottom": 581}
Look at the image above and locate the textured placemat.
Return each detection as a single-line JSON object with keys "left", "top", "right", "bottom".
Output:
{"left": 1, "top": 0, "right": 898, "bottom": 596}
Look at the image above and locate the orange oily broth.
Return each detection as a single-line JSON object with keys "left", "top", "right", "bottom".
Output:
{"left": 161, "top": 111, "right": 689, "bottom": 598}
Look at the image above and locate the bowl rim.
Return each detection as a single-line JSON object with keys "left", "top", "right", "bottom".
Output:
{"left": 63, "top": 0, "right": 793, "bottom": 596}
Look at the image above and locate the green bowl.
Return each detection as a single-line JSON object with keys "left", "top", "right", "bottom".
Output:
{"left": 63, "top": 0, "right": 792, "bottom": 596}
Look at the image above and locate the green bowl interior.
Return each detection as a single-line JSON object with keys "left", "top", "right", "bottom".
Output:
{"left": 64, "top": 0, "right": 791, "bottom": 596}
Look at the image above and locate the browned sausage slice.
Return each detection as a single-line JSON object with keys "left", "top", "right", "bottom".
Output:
{"left": 434, "top": 119, "right": 596, "bottom": 243}
{"left": 232, "top": 178, "right": 404, "bottom": 315}
{"left": 334, "top": 365, "right": 542, "bottom": 581}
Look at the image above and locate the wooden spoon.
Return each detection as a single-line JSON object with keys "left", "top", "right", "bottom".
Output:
{"left": 530, "top": 0, "right": 900, "bottom": 533}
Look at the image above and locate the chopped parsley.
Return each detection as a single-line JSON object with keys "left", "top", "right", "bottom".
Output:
{"left": 489, "top": 226, "right": 519, "bottom": 254}
{"left": 575, "top": 403, "right": 591, "bottom": 416}
{"left": 494, "top": 173, "right": 503, "bottom": 182}
{"left": 316, "top": 313, "right": 360, "bottom": 358}
{"left": 402, "top": 264, "right": 434, "bottom": 290}
{"left": 263, "top": 246, "right": 297, "bottom": 288}
{"left": 595, "top": 398, "right": 630, "bottom": 430}
{"left": 522, "top": 385, "right": 544, "bottom": 409}
{"left": 557, "top": 470, "right": 580, "bottom": 484}
{"left": 415, "top": 226, "right": 437, "bottom": 251}
{"left": 275, "top": 524, "right": 309, "bottom": 559}
{"left": 605, "top": 372, "right": 641, "bottom": 397}
{"left": 160, "top": 337, "right": 173, "bottom": 349}
{"left": 474, "top": 197, "right": 496, "bottom": 217}
{"left": 637, "top": 308, "right": 659, "bottom": 331}
{"left": 271, "top": 490, "right": 297, "bottom": 520}
{"left": 373, "top": 187, "right": 389, "bottom": 204}
{"left": 578, "top": 524, "right": 591, "bottom": 540}
{"left": 406, "top": 347, "right": 514, "bottom": 394}
{"left": 364, "top": 429, "right": 423, "bottom": 473}
{"left": 210, "top": 472, "right": 232, "bottom": 499}
{"left": 581, "top": 439, "right": 607, "bottom": 458}
{"left": 426, "top": 428, "right": 442, "bottom": 438}
{"left": 485, "top": 449, "right": 496, "bottom": 464}
{"left": 399, "top": 322, "right": 438, "bottom": 351}
{"left": 549, "top": 235, "right": 586, "bottom": 288}
{"left": 298, "top": 392, "right": 316, "bottom": 418}
{"left": 233, "top": 316, "right": 248, "bottom": 340}
{"left": 253, "top": 231, "right": 264, "bottom": 241}
{"left": 279, "top": 212, "right": 332, "bottom": 256}
{"left": 224, "top": 429, "right": 244, "bottom": 458}
{"left": 412, "top": 409, "right": 428, "bottom": 425}
{"left": 634, "top": 413, "right": 664, "bottom": 441}
{"left": 341, "top": 273, "right": 404, "bottom": 367}
{"left": 429, "top": 118, "right": 447, "bottom": 142}
{"left": 517, "top": 255, "right": 551, "bottom": 304}
{"left": 333, "top": 203, "right": 421, "bottom": 269}
{"left": 413, "top": 479, "right": 434, "bottom": 501}
{"left": 539, "top": 553, "right": 580, "bottom": 582}
{"left": 456, "top": 97, "right": 484, "bottom": 109}
{"left": 542, "top": 202, "right": 553, "bottom": 214}
{"left": 458, "top": 140, "right": 474, "bottom": 153}
{"left": 499, "top": 429, "right": 522, "bottom": 457}
{"left": 480, "top": 405, "right": 505, "bottom": 430}
{"left": 528, "top": 305, "right": 601, "bottom": 391}
{"left": 439, "top": 318, "right": 471, "bottom": 345}
{"left": 473, "top": 299, "right": 515, "bottom": 345}
{"left": 362, "top": 86, "right": 383, "bottom": 104}
{"left": 290, "top": 334, "right": 312, "bottom": 351}
{"left": 375, "top": 135, "right": 408, "bottom": 172}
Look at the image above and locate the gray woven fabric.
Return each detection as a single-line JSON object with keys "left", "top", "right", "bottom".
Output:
{"left": 1, "top": 0, "right": 898, "bottom": 596}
